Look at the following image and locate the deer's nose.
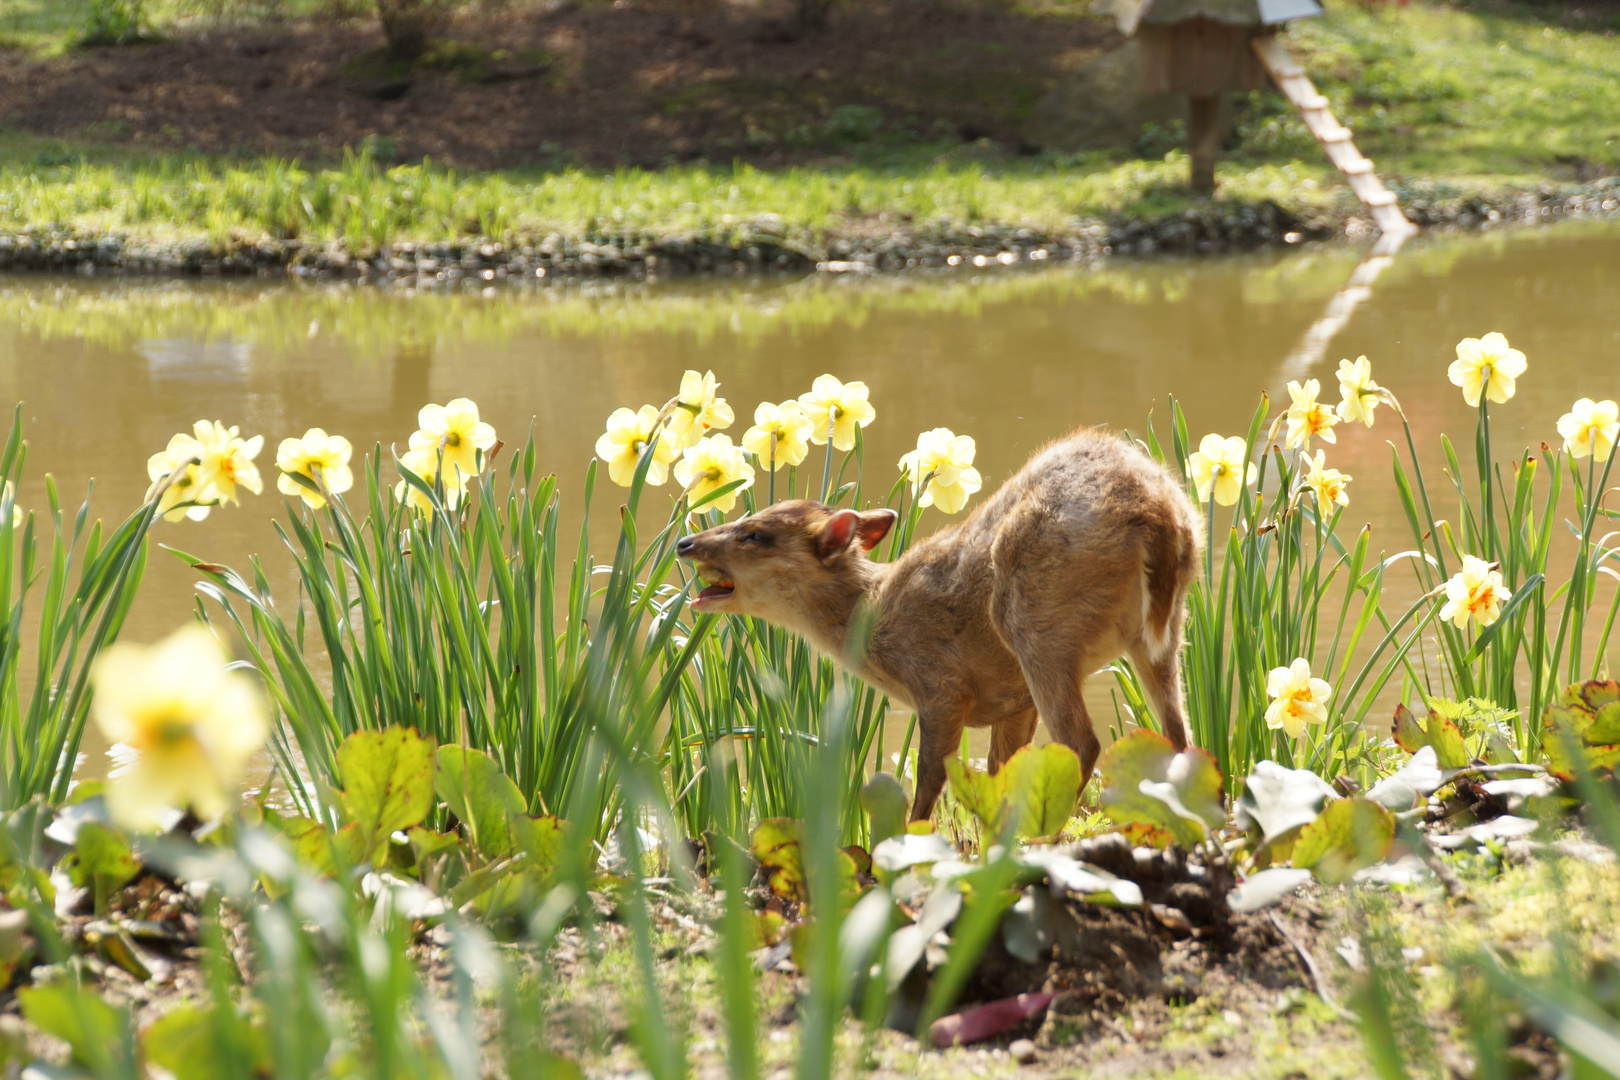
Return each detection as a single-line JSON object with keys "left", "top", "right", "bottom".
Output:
{"left": 676, "top": 535, "right": 697, "bottom": 557}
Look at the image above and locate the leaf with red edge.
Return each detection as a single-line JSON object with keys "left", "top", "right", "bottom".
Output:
{"left": 1392, "top": 703, "right": 1426, "bottom": 753}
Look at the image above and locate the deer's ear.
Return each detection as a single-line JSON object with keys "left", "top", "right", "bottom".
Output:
{"left": 856, "top": 509, "right": 898, "bottom": 551}
{"left": 817, "top": 509, "right": 862, "bottom": 561}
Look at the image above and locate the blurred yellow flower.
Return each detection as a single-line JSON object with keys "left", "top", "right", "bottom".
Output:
{"left": 798, "top": 374, "right": 876, "bottom": 451}
{"left": 595, "top": 405, "right": 678, "bottom": 488}
{"left": 1187, "top": 434, "right": 1256, "bottom": 507}
{"left": 674, "top": 433, "right": 755, "bottom": 513}
{"left": 1284, "top": 379, "right": 1338, "bottom": 449}
{"left": 742, "top": 400, "right": 814, "bottom": 471}
{"left": 1302, "top": 450, "right": 1351, "bottom": 515}
{"left": 1265, "top": 658, "right": 1332, "bottom": 739}
{"left": 145, "top": 432, "right": 214, "bottom": 523}
{"left": 1335, "top": 356, "right": 1382, "bottom": 428}
{"left": 276, "top": 428, "right": 354, "bottom": 510}
{"left": 395, "top": 445, "right": 465, "bottom": 513}
{"left": 3, "top": 481, "right": 21, "bottom": 530}
{"left": 1448, "top": 332, "right": 1526, "bottom": 407}
{"left": 1556, "top": 397, "right": 1619, "bottom": 462}
{"left": 899, "top": 427, "right": 983, "bottom": 514}
{"left": 409, "top": 398, "right": 496, "bottom": 482}
{"left": 666, "top": 370, "right": 735, "bottom": 450}
{"left": 191, "top": 420, "right": 264, "bottom": 506}
{"left": 90, "top": 624, "right": 269, "bottom": 831}
{"left": 1439, "top": 555, "right": 1509, "bottom": 630}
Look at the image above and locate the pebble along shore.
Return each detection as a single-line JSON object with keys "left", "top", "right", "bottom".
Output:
{"left": 1, "top": 179, "right": 1615, "bottom": 281}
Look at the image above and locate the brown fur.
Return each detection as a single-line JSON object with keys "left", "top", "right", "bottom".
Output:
{"left": 675, "top": 427, "right": 1204, "bottom": 821}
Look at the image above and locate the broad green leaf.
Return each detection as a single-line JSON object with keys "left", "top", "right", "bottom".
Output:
{"left": 514, "top": 815, "right": 563, "bottom": 872}
{"left": 64, "top": 822, "right": 140, "bottom": 912}
{"left": 1292, "top": 798, "right": 1395, "bottom": 884}
{"left": 436, "top": 746, "right": 527, "bottom": 860}
{"left": 143, "top": 1004, "right": 271, "bottom": 1080}
{"left": 1391, "top": 703, "right": 1427, "bottom": 754}
{"left": 1098, "top": 731, "right": 1224, "bottom": 848}
{"left": 1001, "top": 744, "right": 1081, "bottom": 839}
{"left": 1577, "top": 680, "right": 1620, "bottom": 744}
{"left": 860, "top": 773, "right": 908, "bottom": 848}
{"left": 750, "top": 819, "right": 805, "bottom": 901}
{"left": 20, "top": 982, "right": 134, "bottom": 1075}
{"left": 1426, "top": 715, "right": 1470, "bottom": 770}
{"left": 1236, "top": 761, "right": 1338, "bottom": 858}
{"left": 944, "top": 756, "right": 1007, "bottom": 834}
{"left": 336, "top": 727, "right": 437, "bottom": 861}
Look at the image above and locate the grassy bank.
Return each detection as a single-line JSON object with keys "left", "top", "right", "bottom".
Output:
{"left": 0, "top": 2, "right": 1617, "bottom": 270}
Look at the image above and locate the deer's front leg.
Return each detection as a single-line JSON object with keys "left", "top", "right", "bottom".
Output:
{"left": 910, "top": 705, "right": 966, "bottom": 822}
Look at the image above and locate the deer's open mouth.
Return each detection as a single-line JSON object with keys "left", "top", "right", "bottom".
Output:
{"left": 692, "top": 566, "right": 735, "bottom": 609}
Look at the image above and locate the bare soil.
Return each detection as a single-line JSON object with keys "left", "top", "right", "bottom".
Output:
{"left": 0, "top": 1, "right": 1120, "bottom": 170}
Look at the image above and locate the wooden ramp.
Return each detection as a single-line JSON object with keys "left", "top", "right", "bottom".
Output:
{"left": 1250, "top": 35, "right": 1415, "bottom": 238}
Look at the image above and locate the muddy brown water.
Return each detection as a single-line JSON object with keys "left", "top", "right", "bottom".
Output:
{"left": 3, "top": 219, "right": 1618, "bottom": 777}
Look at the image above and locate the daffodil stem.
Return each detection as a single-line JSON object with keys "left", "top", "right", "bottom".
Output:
{"left": 819, "top": 439, "right": 834, "bottom": 504}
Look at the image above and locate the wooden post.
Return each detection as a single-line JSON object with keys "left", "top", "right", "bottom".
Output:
{"left": 1187, "top": 93, "right": 1221, "bottom": 194}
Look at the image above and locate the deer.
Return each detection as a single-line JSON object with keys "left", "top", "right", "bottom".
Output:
{"left": 674, "top": 427, "right": 1204, "bottom": 822}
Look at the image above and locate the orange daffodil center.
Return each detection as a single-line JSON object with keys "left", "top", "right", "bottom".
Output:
{"left": 1439, "top": 554, "right": 1510, "bottom": 630}
{"left": 1448, "top": 332, "right": 1526, "bottom": 407}
{"left": 1187, "top": 434, "right": 1256, "bottom": 507}
{"left": 1302, "top": 450, "right": 1351, "bottom": 515}
{"left": 1557, "top": 398, "right": 1620, "bottom": 462}
{"left": 1284, "top": 379, "right": 1339, "bottom": 450}
{"left": 1264, "top": 658, "right": 1332, "bottom": 739}
{"left": 899, "top": 428, "right": 983, "bottom": 514}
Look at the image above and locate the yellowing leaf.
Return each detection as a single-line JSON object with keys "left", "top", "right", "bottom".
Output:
{"left": 337, "top": 726, "right": 437, "bottom": 863}
{"left": 945, "top": 756, "right": 1008, "bottom": 834}
{"left": 1001, "top": 744, "right": 1081, "bottom": 839}
{"left": 1292, "top": 798, "right": 1394, "bottom": 884}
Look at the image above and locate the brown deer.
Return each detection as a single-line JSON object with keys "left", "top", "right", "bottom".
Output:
{"left": 675, "top": 428, "right": 1203, "bottom": 822}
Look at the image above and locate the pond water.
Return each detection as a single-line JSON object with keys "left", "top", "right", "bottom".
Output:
{"left": 3, "top": 219, "right": 1618, "bottom": 768}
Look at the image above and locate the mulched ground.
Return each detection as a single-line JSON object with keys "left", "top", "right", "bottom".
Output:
{"left": 0, "top": 0, "right": 1120, "bottom": 170}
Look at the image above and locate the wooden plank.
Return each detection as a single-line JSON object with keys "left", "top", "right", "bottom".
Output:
{"left": 1249, "top": 36, "right": 1414, "bottom": 236}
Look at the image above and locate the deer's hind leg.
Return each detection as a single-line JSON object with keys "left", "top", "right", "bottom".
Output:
{"left": 1127, "top": 638, "right": 1190, "bottom": 751}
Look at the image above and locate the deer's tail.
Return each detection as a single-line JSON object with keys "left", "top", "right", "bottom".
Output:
{"left": 1142, "top": 499, "right": 1202, "bottom": 660}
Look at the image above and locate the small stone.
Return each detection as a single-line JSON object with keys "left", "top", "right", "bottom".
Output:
{"left": 1009, "top": 1038, "right": 1037, "bottom": 1065}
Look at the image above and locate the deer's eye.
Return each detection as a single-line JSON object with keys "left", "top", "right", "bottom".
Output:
{"left": 739, "top": 531, "right": 771, "bottom": 547}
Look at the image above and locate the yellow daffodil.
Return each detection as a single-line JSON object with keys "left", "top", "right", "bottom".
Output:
{"left": 798, "top": 374, "right": 876, "bottom": 451}
{"left": 1336, "top": 356, "right": 1382, "bottom": 428}
{"left": 674, "top": 433, "right": 755, "bottom": 513}
{"left": 190, "top": 420, "right": 264, "bottom": 506}
{"left": 275, "top": 428, "right": 354, "bottom": 510}
{"left": 1556, "top": 397, "right": 1619, "bottom": 462}
{"left": 665, "top": 370, "right": 736, "bottom": 451}
{"left": 1187, "top": 434, "right": 1257, "bottom": 507}
{"left": 90, "top": 624, "right": 269, "bottom": 831}
{"left": 395, "top": 445, "right": 465, "bottom": 514}
{"left": 1448, "top": 332, "right": 1526, "bottom": 407}
{"left": 898, "top": 427, "right": 983, "bottom": 514}
{"left": 1264, "top": 658, "right": 1332, "bottom": 739}
{"left": 1439, "top": 554, "right": 1509, "bottom": 630}
{"left": 741, "top": 400, "right": 814, "bottom": 471}
{"left": 146, "top": 432, "right": 215, "bottom": 523}
{"left": 595, "top": 404, "right": 679, "bottom": 487}
{"left": 409, "top": 398, "right": 497, "bottom": 483}
{"left": 1284, "top": 379, "right": 1339, "bottom": 450}
{"left": 1302, "top": 450, "right": 1351, "bottom": 515}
